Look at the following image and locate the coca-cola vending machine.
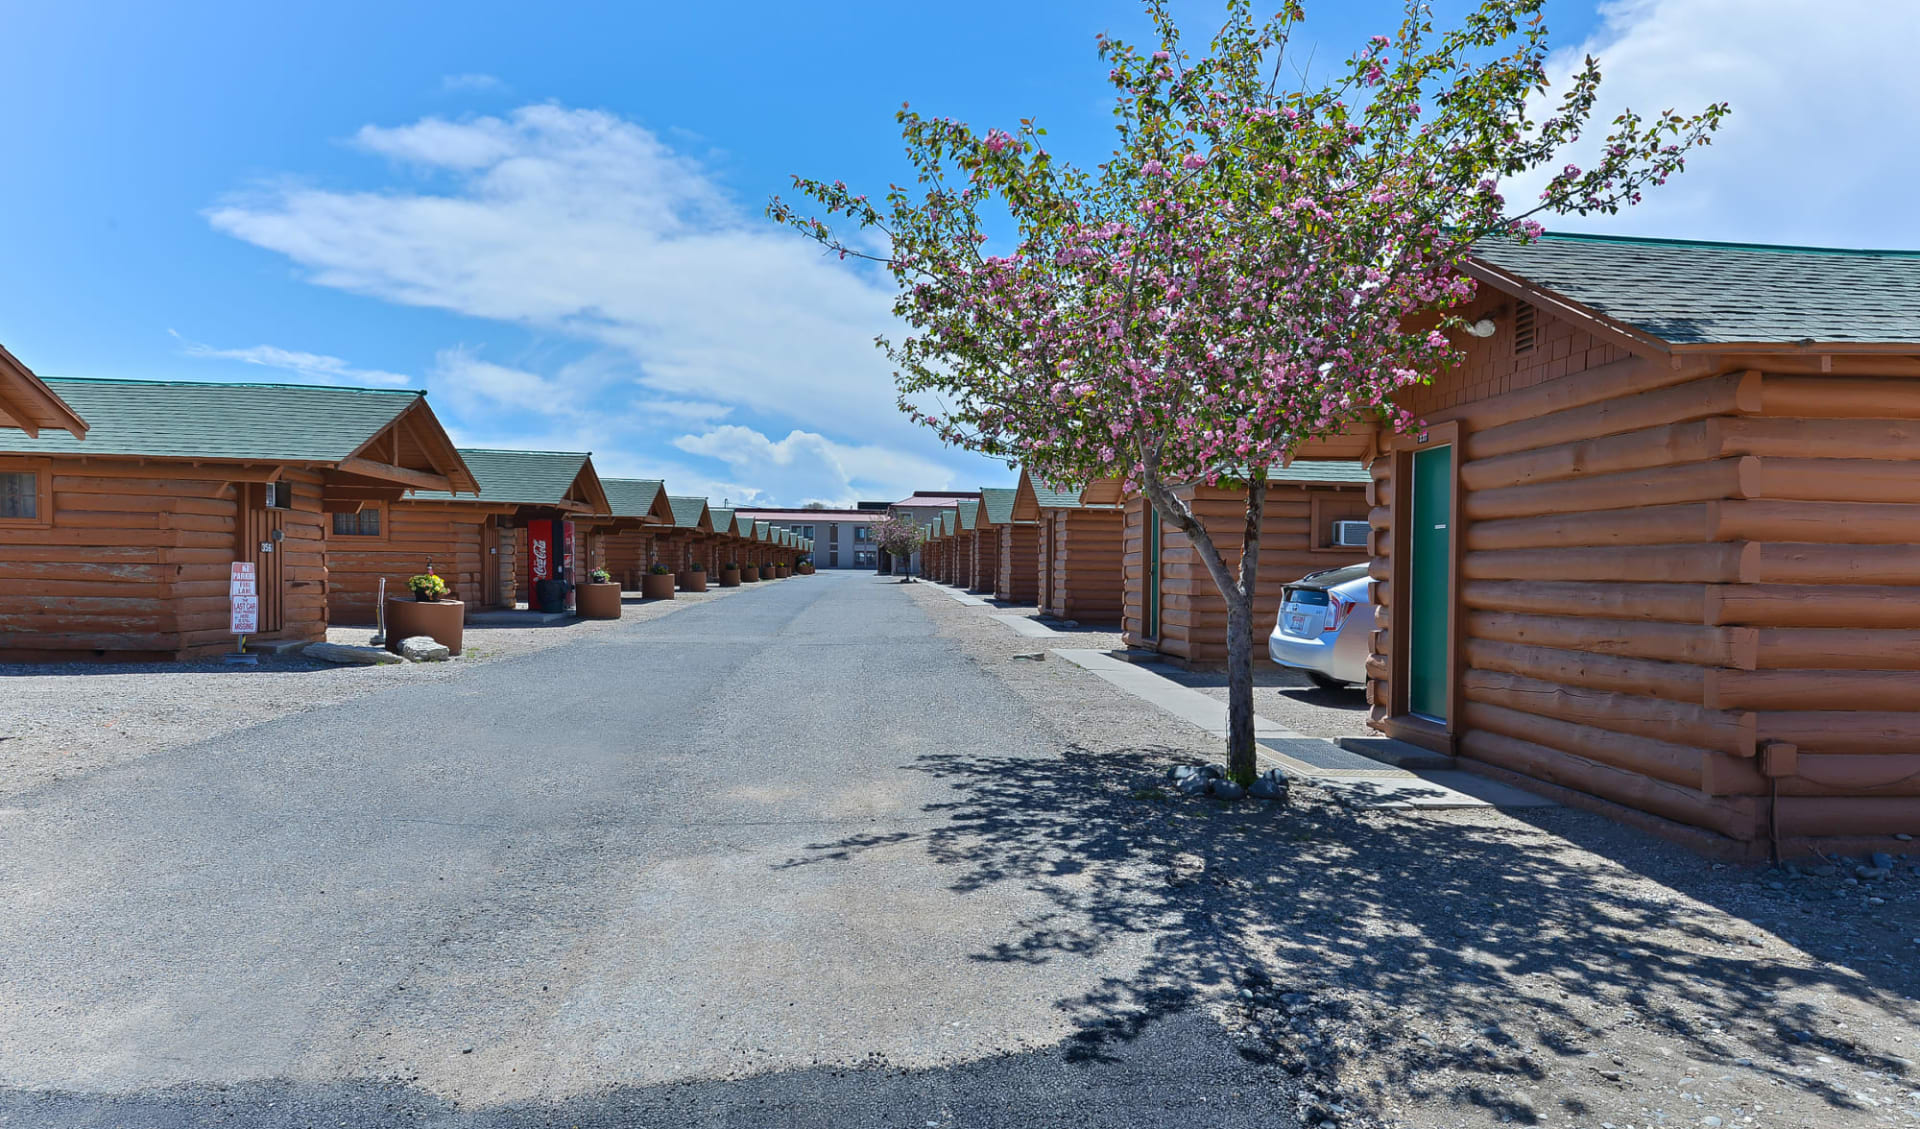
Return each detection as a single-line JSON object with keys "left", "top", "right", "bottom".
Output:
{"left": 526, "top": 518, "right": 577, "bottom": 612}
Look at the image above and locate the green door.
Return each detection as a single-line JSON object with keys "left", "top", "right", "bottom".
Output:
{"left": 1408, "top": 445, "right": 1452, "bottom": 720}
{"left": 1144, "top": 508, "right": 1162, "bottom": 639}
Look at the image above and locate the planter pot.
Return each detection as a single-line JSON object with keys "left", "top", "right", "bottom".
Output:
{"left": 719, "top": 567, "right": 742, "bottom": 587}
{"left": 385, "top": 598, "right": 464, "bottom": 656}
{"left": 798, "top": 563, "right": 815, "bottom": 575}
{"left": 742, "top": 566, "right": 760, "bottom": 582}
{"left": 641, "top": 573, "right": 677, "bottom": 600}
{"left": 678, "top": 570, "right": 709, "bottom": 593}
{"left": 575, "top": 581, "right": 622, "bottom": 619}
{"left": 775, "top": 565, "right": 790, "bottom": 578}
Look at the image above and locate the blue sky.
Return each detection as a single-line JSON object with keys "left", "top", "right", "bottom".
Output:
{"left": 2, "top": 1, "right": 1915, "bottom": 505}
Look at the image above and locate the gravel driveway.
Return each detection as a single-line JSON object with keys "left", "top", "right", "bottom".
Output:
{"left": 0, "top": 572, "right": 1302, "bottom": 1128}
{"left": 905, "top": 580, "right": 1920, "bottom": 1127}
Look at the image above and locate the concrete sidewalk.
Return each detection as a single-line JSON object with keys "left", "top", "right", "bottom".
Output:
{"left": 1052, "top": 649, "right": 1551, "bottom": 810}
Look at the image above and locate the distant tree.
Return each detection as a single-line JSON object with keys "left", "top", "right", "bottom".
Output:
{"left": 803, "top": 501, "right": 829, "bottom": 510}
{"left": 772, "top": 0, "right": 1725, "bottom": 784}
{"left": 869, "top": 512, "right": 927, "bottom": 579}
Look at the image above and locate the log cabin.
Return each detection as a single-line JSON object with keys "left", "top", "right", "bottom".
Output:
{"left": 1121, "top": 462, "right": 1372, "bottom": 667}
{"left": 1362, "top": 231, "right": 1920, "bottom": 852}
{"left": 0, "top": 343, "right": 87, "bottom": 438}
{"left": 708, "top": 507, "right": 739, "bottom": 571}
{"left": 389, "top": 448, "right": 610, "bottom": 615}
{"left": 951, "top": 500, "right": 979, "bottom": 589}
{"left": 1013, "top": 470, "right": 1126, "bottom": 624}
{"left": 958, "top": 498, "right": 997, "bottom": 595}
{"left": 974, "top": 486, "right": 1038, "bottom": 603}
{"left": 1, "top": 376, "right": 475, "bottom": 660}
{"left": 599, "top": 478, "right": 676, "bottom": 589}
{"left": 656, "top": 496, "right": 715, "bottom": 576}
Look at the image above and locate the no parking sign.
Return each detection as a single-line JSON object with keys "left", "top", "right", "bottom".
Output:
{"left": 229, "top": 562, "right": 259, "bottom": 635}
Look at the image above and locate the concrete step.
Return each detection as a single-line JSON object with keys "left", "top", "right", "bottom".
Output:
{"left": 1337, "top": 735, "right": 1456, "bottom": 771}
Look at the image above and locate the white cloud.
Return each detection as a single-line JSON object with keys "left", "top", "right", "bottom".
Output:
{"left": 205, "top": 105, "right": 906, "bottom": 439}
{"left": 674, "top": 425, "right": 953, "bottom": 508}
{"left": 440, "top": 73, "right": 505, "bottom": 94}
{"left": 170, "top": 330, "right": 414, "bottom": 387}
{"left": 1509, "top": 0, "right": 1920, "bottom": 246}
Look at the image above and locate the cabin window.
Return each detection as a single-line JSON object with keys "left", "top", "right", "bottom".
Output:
{"left": 0, "top": 463, "right": 50, "bottom": 526}
{"left": 1513, "top": 301, "right": 1538, "bottom": 356}
{"left": 1, "top": 471, "right": 38, "bottom": 520}
{"left": 332, "top": 508, "right": 382, "bottom": 536}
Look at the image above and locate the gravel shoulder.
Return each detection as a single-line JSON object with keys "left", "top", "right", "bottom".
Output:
{"left": 903, "top": 579, "right": 1920, "bottom": 1129}
{"left": 0, "top": 585, "right": 746, "bottom": 801}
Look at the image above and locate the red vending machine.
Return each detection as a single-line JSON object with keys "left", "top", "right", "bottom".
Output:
{"left": 526, "top": 519, "right": 577, "bottom": 612}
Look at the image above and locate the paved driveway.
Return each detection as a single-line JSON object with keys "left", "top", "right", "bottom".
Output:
{"left": 0, "top": 573, "right": 1299, "bottom": 1127}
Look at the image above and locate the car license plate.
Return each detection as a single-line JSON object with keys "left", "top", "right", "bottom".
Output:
{"left": 1284, "top": 604, "right": 1320, "bottom": 636}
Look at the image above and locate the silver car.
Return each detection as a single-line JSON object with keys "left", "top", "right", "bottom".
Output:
{"left": 1267, "top": 563, "right": 1370, "bottom": 691}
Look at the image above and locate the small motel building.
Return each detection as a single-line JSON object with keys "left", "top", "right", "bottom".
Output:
{"left": 1347, "top": 231, "right": 1920, "bottom": 853}
{"left": 970, "top": 487, "right": 1038, "bottom": 603}
{"left": 599, "top": 478, "right": 677, "bottom": 588}
{"left": 1, "top": 373, "right": 475, "bottom": 660}
{"left": 744, "top": 506, "right": 885, "bottom": 570}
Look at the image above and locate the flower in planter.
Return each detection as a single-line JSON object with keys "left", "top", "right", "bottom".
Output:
{"left": 408, "top": 572, "right": 448, "bottom": 601}
{"left": 649, "top": 563, "right": 672, "bottom": 575}
{"left": 589, "top": 568, "right": 612, "bottom": 584}
{"left": 724, "top": 561, "right": 739, "bottom": 570}
{"left": 690, "top": 561, "right": 706, "bottom": 572}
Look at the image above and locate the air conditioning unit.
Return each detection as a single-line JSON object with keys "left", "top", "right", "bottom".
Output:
{"left": 1331, "top": 520, "right": 1371, "bottom": 548}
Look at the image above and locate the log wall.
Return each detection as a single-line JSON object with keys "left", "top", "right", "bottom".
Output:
{"left": 0, "top": 460, "right": 329, "bottom": 661}
{"left": 1040, "top": 507, "right": 1125, "bottom": 623}
{"left": 327, "top": 503, "right": 490, "bottom": 624}
{"left": 969, "top": 530, "right": 999, "bottom": 594}
{"left": 1369, "top": 291, "right": 1920, "bottom": 844}
{"left": 997, "top": 523, "right": 1040, "bottom": 603}
{"left": 1121, "top": 483, "right": 1368, "bottom": 667}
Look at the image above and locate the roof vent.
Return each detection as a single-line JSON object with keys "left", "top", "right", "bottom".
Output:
{"left": 1513, "top": 301, "right": 1538, "bottom": 356}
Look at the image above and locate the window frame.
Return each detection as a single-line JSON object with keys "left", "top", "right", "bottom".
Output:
{"left": 0, "top": 458, "right": 53, "bottom": 529}
{"left": 1308, "top": 491, "right": 1373, "bottom": 553}
{"left": 329, "top": 500, "right": 389, "bottom": 541}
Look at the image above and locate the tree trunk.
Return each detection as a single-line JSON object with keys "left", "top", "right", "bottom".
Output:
{"left": 1139, "top": 464, "right": 1268, "bottom": 785}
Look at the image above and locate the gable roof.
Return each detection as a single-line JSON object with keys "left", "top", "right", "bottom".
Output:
{"left": 1470, "top": 231, "right": 1920, "bottom": 349}
{"left": 1271, "top": 461, "right": 1371, "bottom": 486}
{"left": 415, "top": 448, "right": 606, "bottom": 510}
{"left": 709, "top": 507, "right": 736, "bottom": 536}
{"left": 602, "top": 478, "right": 673, "bottom": 522}
{"left": 939, "top": 511, "right": 956, "bottom": 536}
{"left": 977, "top": 486, "right": 1020, "bottom": 527}
{"left": 666, "top": 495, "right": 713, "bottom": 532}
{"left": 956, "top": 499, "right": 979, "bottom": 531}
{"left": 0, "top": 377, "right": 423, "bottom": 462}
{"left": 753, "top": 520, "right": 771, "bottom": 542}
{"left": 0, "top": 345, "right": 87, "bottom": 438}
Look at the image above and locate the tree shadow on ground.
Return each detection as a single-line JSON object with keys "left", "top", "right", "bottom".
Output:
{"left": 785, "top": 746, "right": 1919, "bottom": 1124}
{"left": 1146, "top": 662, "right": 1370, "bottom": 711}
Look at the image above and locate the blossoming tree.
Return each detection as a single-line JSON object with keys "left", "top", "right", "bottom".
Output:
{"left": 869, "top": 511, "right": 927, "bottom": 579}
{"left": 772, "top": 0, "right": 1725, "bottom": 783}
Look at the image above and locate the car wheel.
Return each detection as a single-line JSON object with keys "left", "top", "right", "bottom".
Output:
{"left": 1306, "top": 671, "right": 1349, "bottom": 692}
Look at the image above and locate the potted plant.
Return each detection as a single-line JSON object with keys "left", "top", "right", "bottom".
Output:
{"left": 678, "top": 559, "right": 709, "bottom": 593}
{"left": 641, "top": 561, "right": 677, "bottom": 600}
{"left": 797, "top": 553, "right": 815, "bottom": 575}
{"left": 576, "top": 566, "right": 623, "bottom": 619}
{"left": 386, "top": 570, "right": 464, "bottom": 655}
{"left": 741, "top": 562, "right": 761, "bottom": 582}
{"left": 719, "top": 560, "right": 742, "bottom": 587}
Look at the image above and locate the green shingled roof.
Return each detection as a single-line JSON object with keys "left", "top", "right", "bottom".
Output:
{"left": 0, "top": 377, "right": 420, "bottom": 460}
{"left": 1271, "top": 461, "right": 1370, "bottom": 485}
{"left": 1472, "top": 231, "right": 1920, "bottom": 346}
{"left": 709, "top": 507, "right": 736, "bottom": 535}
{"left": 979, "top": 486, "right": 1018, "bottom": 525}
{"left": 753, "top": 520, "right": 771, "bottom": 541}
{"left": 956, "top": 499, "right": 979, "bottom": 530}
{"left": 415, "top": 448, "right": 590, "bottom": 505}
{"left": 602, "top": 478, "right": 666, "bottom": 519}
{"left": 1029, "top": 482, "right": 1084, "bottom": 509}
{"left": 666, "top": 495, "right": 710, "bottom": 530}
